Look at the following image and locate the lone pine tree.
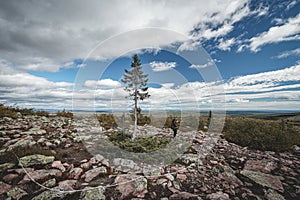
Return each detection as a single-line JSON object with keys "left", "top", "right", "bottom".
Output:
{"left": 121, "top": 54, "right": 150, "bottom": 140}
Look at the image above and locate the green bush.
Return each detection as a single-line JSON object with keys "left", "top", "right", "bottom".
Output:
{"left": 222, "top": 117, "right": 300, "bottom": 152}
{"left": 108, "top": 132, "right": 171, "bottom": 153}
{"left": 56, "top": 109, "right": 73, "bottom": 118}
{"left": 163, "top": 115, "right": 181, "bottom": 128}
{"left": 0, "top": 104, "right": 35, "bottom": 118}
{"left": 198, "top": 116, "right": 209, "bottom": 131}
{"left": 35, "top": 110, "right": 50, "bottom": 117}
{"left": 130, "top": 113, "right": 151, "bottom": 126}
{"left": 96, "top": 114, "right": 118, "bottom": 130}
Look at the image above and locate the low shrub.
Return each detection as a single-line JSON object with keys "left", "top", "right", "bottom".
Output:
{"left": 108, "top": 132, "right": 171, "bottom": 153}
{"left": 35, "top": 110, "right": 50, "bottom": 117}
{"left": 56, "top": 109, "right": 73, "bottom": 118}
{"left": 0, "top": 104, "right": 35, "bottom": 118}
{"left": 130, "top": 113, "right": 151, "bottom": 126}
{"left": 163, "top": 115, "right": 180, "bottom": 129}
{"left": 222, "top": 117, "right": 300, "bottom": 152}
{"left": 96, "top": 114, "right": 118, "bottom": 130}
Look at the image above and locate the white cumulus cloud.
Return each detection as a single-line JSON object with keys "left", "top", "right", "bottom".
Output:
{"left": 150, "top": 61, "right": 176, "bottom": 72}
{"left": 83, "top": 79, "right": 121, "bottom": 88}
{"left": 248, "top": 13, "right": 300, "bottom": 52}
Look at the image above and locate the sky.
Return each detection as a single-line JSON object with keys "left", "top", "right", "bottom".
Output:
{"left": 0, "top": 0, "right": 299, "bottom": 112}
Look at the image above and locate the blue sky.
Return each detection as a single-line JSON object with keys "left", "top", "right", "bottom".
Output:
{"left": 0, "top": 0, "right": 299, "bottom": 111}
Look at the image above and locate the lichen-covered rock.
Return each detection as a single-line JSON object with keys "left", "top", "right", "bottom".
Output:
{"left": 80, "top": 186, "right": 106, "bottom": 200}
{"left": 241, "top": 170, "right": 284, "bottom": 192}
{"left": 31, "top": 187, "right": 68, "bottom": 200}
{"left": 7, "top": 137, "right": 37, "bottom": 151}
{"left": 19, "top": 154, "right": 55, "bottom": 167}
{"left": 0, "top": 162, "right": 15, "bottom": 170}
{"left": 42, "top": 178, "right": 56, "bottom": 188}
{"left": 7, "top": 187, "right": 27, "bottom": 200}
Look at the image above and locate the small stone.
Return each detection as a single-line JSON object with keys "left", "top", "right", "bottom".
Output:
{"left": 69, "top": 167, "right": 83, "bottom": 180}
{"left": 81, "top": 159, "right": 88, "bottom": 163}
{"left": 51, "top": 160, "right": 66, "bottom": 172}
{"left": 176, "top": 174, "right": 187, "bottom": 180}
{"left": 43, "top": 178, "right": 56, "bottom": 188}
{"left": 83, "top": 167, "right": 107, "bottom": 182}
{"left": 0, "top": 181, "right": 11, "bottom": 195}
{"left": 265, "top": 189, "right": 285, "bottom": 200}
{"left": 81, "top": 162, "right": 92, "bottom": 171}
{"left": 89, "top": 154, "right": 104, "bottom": 164}
{"left": 2, "top": 173, "right": 18, "bottom": 183}
{"left": 207, "top": 191, "right": 230, "bottom": 200}
{"left": 169, "top": 191, "right": 200, "bottom": 199}
{"left": 210, "top": 160, "right": 218, "bottom": 165}
{"left": 156, "top": 178, "right": 168, "bottom": 185}
{"left": 58, "top": 179, "right": 77, "bottom": 190}
{"left": 101, "top": 159, "right": 110, "bottom": 167}
{"left": 143, "top": 166, "right": 161, "bottom": 177}
{"left": 164, "top": 173, "right": 174, "bottom": 181}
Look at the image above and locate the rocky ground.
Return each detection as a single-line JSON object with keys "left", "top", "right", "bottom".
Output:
{"left": 0, "top": 114, "right": 299, "bottom": 200}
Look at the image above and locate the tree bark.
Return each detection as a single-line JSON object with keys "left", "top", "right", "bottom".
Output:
{"left": 132, "top": 89, "right": 138, "bottom": 140}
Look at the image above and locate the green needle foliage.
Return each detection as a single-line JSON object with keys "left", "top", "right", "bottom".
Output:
{"left": 121, "top": 54, "right": 150, "bottom": 140}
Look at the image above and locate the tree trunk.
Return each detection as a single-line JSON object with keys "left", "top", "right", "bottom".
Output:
{"left": 132, "top": 89, "right": 138, "bottom": 141}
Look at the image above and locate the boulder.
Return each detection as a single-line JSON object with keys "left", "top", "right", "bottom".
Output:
{"left": 241, "top": 170, "right": 284, "bottom": 192}
{"left": 19, "top": 154, "right": 55, "bottom": 167}
{"left": 19, "top": 169, "right": 62, "bottom": 184}
{"left": 114, "top": 174, "right": 148, "bottom": 199}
